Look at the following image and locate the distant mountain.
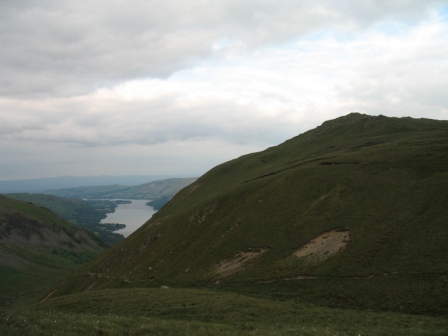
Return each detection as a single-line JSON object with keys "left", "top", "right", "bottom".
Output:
{"left": 6, "top": 193, "right": 125, "bottom": 246}
{"left": 51, "top": 113, "right": 448, "bottom": 315}
{"left": 6, "top": 178, "right": 197, "bottom": 247}
{"left": 0, "top": 175, "right": 193, "bottom": 193}
{"left": 0, "top": 195, "right": 104, "bottom": 305}
{"left": 44, "top": 177, "right": 198, "bottom": 201}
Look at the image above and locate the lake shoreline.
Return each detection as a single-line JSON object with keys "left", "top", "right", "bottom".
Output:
{"left": 99, "top": 199, "right": 157, "bottom": 237}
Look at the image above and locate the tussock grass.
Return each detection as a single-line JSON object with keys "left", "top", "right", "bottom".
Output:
{"left": 1, "top": 287, "right": 447, "bottom": 335}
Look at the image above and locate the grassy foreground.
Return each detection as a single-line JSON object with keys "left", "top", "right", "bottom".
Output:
{"left": 0, "top": 252, "right": 94, "bottom": 307}
{"left": 1, "top": 287, "right": 447, "bottom": 335}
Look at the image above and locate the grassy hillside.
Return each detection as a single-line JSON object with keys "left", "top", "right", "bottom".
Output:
{"left": 3, "top": 113, "right": 446, "bottom": 335}
{"left": 48, "top": 113, "right": 448, "bottom": 316}
{"left": 45, "top": 177, "right": 197, "bottom": 201}
{"left": 0, "top": 195, "right": 104, "bottom": 306}
{"left": 6, "top": 194, "right": 124, "bottom": 246}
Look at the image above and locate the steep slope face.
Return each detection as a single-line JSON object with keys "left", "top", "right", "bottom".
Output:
{"left": 54, "top": 113, "right": 448, "bottom": 296}
{"left": 0, "top": 196, "right": 105, "bottom": 305}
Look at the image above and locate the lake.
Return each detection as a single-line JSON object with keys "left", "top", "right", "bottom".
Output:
{"left": 100, "top": 200, "right": 157, "bottom": 237}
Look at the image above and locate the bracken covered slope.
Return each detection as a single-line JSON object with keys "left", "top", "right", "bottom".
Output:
{"left": 51, "top": 113, "right": 448, "bottom": 312}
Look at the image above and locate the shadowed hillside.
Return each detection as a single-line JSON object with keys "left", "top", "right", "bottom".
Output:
{"left": 6, "top": 194, "right": 125, "bottom": 246}
{"left": 46, "top": 113, "right": 448, "bottom": 316}
{"left": 0, "top": 195, "right": 104, "bottom": 306}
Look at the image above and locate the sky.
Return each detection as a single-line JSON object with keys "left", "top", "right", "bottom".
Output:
{"left": 1, "top": 0, "right": 448, "bottom": 180}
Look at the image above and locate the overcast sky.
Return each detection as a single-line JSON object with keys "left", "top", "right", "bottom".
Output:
{"left": 1, "top": 0, "right": 447, "bottom": 180}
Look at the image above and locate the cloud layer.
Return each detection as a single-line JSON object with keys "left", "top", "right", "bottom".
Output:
{"left": 1, "top": 0, "right": 447, "bottom": 179}
{"left": 2, "top": 0, "right": 445, "bottom": 97}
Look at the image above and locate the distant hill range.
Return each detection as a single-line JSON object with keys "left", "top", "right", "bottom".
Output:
{"left": 44, "top": 177, "right": 198, "bottom": 205}
{"left": 0, "top": 175, "right": 194, "bottom": 194}
{"left": 4, "top": 178, "right": 197, "bottom": 248}
{"left": 50, "top": 113, "right": 448, "bottom": 315}
{"left": 5, "top": 194, "right": 125, "bottom": 246}
{"left": 0, "top": 195, "right": 104, "bottom": 305}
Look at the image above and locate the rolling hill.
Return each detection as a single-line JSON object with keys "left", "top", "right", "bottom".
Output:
{"left": 0, "top": 195, "right": 105, "bottom": 306}
{"left": 46, "top": 113, "right": 448, "bottom": 317}
{"left": 5, "top": 194, "right": 125, "bottom": 246}
{"left": 44, "top": 177, "right": 197, "bottom": 201}
{"left": 0, "top": 175, "right": 191, "bottom": 194}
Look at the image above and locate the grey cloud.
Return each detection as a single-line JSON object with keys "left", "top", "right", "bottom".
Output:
{"left": 332, "top": 31, "right": 448, "bottom": 117}
{"left": 1, "top": 0, "right": 444, "bottom": 98}
{"left": 2, "top": 6, "right": 447, "bottom": 150}
{"left": 0, "top": 91, "right": 298, "bottom": 148}
{"left": 333, "top": 0, "right": 447, "bottom": 24}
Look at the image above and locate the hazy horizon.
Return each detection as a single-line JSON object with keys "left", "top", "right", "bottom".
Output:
{"left": 0, "top": 174, "right": 197, "bottom": 193}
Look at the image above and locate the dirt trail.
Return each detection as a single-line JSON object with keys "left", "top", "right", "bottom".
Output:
{"left": 40, "top": 289, "right": 58, "bottom": 303}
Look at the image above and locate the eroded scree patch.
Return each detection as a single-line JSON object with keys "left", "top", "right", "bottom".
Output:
{"left": 216, "top": 248, "right": 270, "bottom": 277}
{"left": 294, "top": 229, "right": 351, "bottom": 261}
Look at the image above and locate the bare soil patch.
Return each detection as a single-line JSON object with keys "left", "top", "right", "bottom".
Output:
{"left": 216, "top": 248, "right": 270, "bottom": 277}
{"left": 294, "top": 229, "right": 351, "bottom": 261}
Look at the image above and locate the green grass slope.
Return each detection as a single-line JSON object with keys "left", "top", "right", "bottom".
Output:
{"left": 49, "top": 113, "right": 448, "bottom": 315}
{"left": 0, "top": 195, "right": 104, "bottom": 306}
{"left": 2, "top": 287, "right": 447, "bottom": 335}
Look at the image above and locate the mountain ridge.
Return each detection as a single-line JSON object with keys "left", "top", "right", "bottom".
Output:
{"left": 44, "top": 177, "right": 198, "bottom": 200}
{"left": 0, "top": 175, "right": 195, "bottom": 194}
{"left": 47, "top": 113, "right": 448, "bottom": 315}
